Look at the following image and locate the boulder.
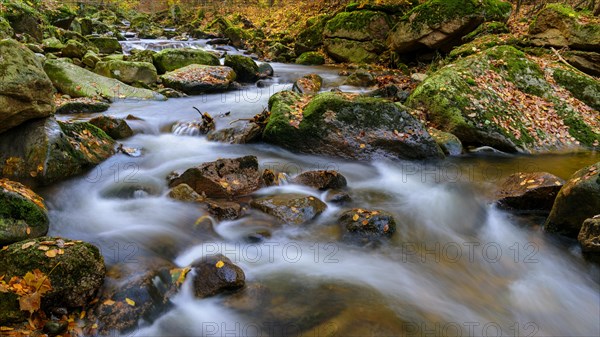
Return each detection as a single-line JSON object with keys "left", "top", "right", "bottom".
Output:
{"left": 224, "top": 54, "right": 259, "bottom": 82}
{"left": 191, "top": 254, "right": 245, "bottom": 298}
{"left": 82, "top": 50, "right": 101, "bottom": 68}
{"left": 578, "top": 217, "right": 600, "bottom": 254}
{"left": 563, "top": 51, "right": 600, "bottom": 77}
{"left": 160, "top": 65, "right": 236, "bottom": 95}
{"left": 291, "top": 170, "right": 347, "bottom": 190}
{"left": 0, "top": 118, "right": 115, "bottom": 186}
{"left": 55, "top": 98, "right": 110, "bottom": 114}
{"left": 529, "top": 4, "right": 600, "bottom": 51}
{"left": 0, "top": 237, "right": 105, "bottom": 323}
{"left": 152, "top": 48, "right": 220, "bottom": 74}
{"left": 87, "top": 36, "right": 122, "bottom": 54}
{"left": 44, "top": 59, "right": 165, "bottom": 101}
{"left": 168, "top": 156, "right": 261, "bottom": 199}
{"left": 295, "top": 52, "right": 325, "bottom": 65}
{"left": 264, "top": 91, "right": 444, "bottom": 160}
{"left": 206, "top": 122, "right": 262, "bottom": 144}
{"left": 258, "top": 62, "right": 274, "bottom": 78}
{"left": 295, "top": 14, "right": 330, "bottom": 55}
{"left": 0, "top": 179, "right": 48, "bottom": 246}
{"left": 406, "top": 46, "right": 600, "bottom": 152}
{"left": 387, "top": 0, "right": 512, "bottom": 55}
{"left": 206, "top": 199, "right": 243, "bottom": 221}
{"left": 168, "top": 183, "right": 201, "bottom": 202}
{"left": 427, "top": 128, "right": 463, "bottom": 156}
{"left": 292, "top": 74, "right": 323, "bottom": 95}
{"left": 339, "top": 208, "right": 396, "bottom": 241}
{"left": 345, "top": 70, "right": 376, "bottom": 87}
{"left": 496, "top": 172, "right": 564, "bottom": 210}
{"left": 128, "top": 49, "right": 156, "bottom": 64}
{"left": 88, "top": 115, "right": 134, "bottom": 139}
{"left": 0, "top": 16, "right": 14, "bottom": 39}
{"left": 61, "top": 39, "right": 87, "bottom": 59}
{"left": 1, "top": 1, "right": 44, "bottom": 41}
{"left": 545, "top": 162, "right": 600, "bottom": 237}
{"left": 250, "top": 193, "right": 327, "bottom": 225}
{"left": 94, "top": 60, "right": 158, "bottom": 85}
{"left": 42, "top": 37, "right": 65, "bottom": 53}
{"left": 0, "top": 39, "right": 54, "bottom": 134}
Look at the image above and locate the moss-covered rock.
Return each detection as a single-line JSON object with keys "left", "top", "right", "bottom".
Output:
{"left": 152, "top": 48, "right": 220, "bottom": 74}
{"left": 463, "top": 21, "right": 509, "bottom": 42}
{"left": 427, "top": 128, "right": 463, "bottom": 155}
{"left": 1, "top": 0, "right": 45, "bottom": 41}
{"left": 345, "top": 70, "right": 376, "bottom": 87}
{"left": 0, "top": 39, "right": 54, "bottom": 134}
{"left": 323, "top": 10, "right": 391, "bottom": 63}
{"left": 0, "top": 179, "right": 48, "bottom": 246}
{"left": 88, "top": 115, "right": 134, "bottom": 140}
{"left": 60, "top": 39, "right": 87, "bottom": 59}
{"left": 529, "top": 4, "right": 600, "bottom": 51}
{"left": 406, "top": 45, "right": 600, "bottom": 152}
{"left": 224, "top": 54, "right": 258, "bottom": 82}
{"left": 42, "top": 37, "right": 64, "bottom": 52}
{"left": 552, "top": 68, "right": 600, "bottom": 111}
{"left": 128, "top": 49, "right": 156, "bottom": 64}
{"left": 94, "top": 60, "right": 157, "bottom": 85}
{"left": 82, "top": 50, "right": 101, "bottom": 68}
{"left": 263, "top": 91, "right": 444, "bottom": 160}
{"left": 387, "top": 0, "right": 512, "bottom": 55}
{"left": 545, "top": 162, "right": 600, "bottom": 237}
{"left": 250, "top": 193, "right": 327, "bottom": 225}
{"left": 294, "top": 14, "right": 331, "bottom": 55}
{"left": 292, "top": 74, "right": 322, "bottom": 95}
{"left": 224, "top": 26, "right": 250, "bottom": 49}
{"left": 43, "top": 4, "right": 76, "bottom": 30}
{"left": 0, "top": 117, "right": 115, "bottom": 186}
{"left": 0, "top": 236, "right": 105, "bottom": 315}
{"left": 87, "top": 36, "right": 123, "bottom": 55}
{"left": 0, "top": 16, "right": 15, "bottom": 39}
{"left": 296, "top": 52, "right": 325, "bottom": 65}
{"left": 44, "top": 59, "right": 165, "bottom": 101}
{"left": 161, "top": 65, "right": 236, "bottom": 95}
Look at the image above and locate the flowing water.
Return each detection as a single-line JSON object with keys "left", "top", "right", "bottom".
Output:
{"left": 44, "top": 41, "right": 600, "bottom": 337}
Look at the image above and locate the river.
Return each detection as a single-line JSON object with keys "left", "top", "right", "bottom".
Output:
{"left": 42, "top": 40, "right": 600, "bottom": 337}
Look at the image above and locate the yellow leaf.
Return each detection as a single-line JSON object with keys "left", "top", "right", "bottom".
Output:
{"left": 26, "top": 227, "right": 31, "bottom": 235}
{"left": 125, "top": 298, "right": 135, "bottom": 306}
{"left": 80, "top": 310, "right": 86, "bottom": 319}
{"left": 21, "top": 242, "right": 35, "bottom": 250}
{"left": 359, "top": 144, "right": 366, "bottom": 149}
{"left": 38, "top": 245, "right": 49, "bottom": 251}
{"left": 362, "top": 220, "right": 369, "bottom": 225}
{"left": 103, "top": 299, "right": 115, "bottom": 306}
{"left": 352, "top": 214, "right": 359, "bottom": 221}
{"left": 215, "top": 260, "right": 225, "bottom": 269}
{"left": 45, "top": 250, "right": 57, "bottom": 258}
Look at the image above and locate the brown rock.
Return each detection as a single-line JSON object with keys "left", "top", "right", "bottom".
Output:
{"left": 496, "top": 172, "right": 564, "bottom": 211}
{"left": 292, "top": 170, "right": 347, "bottom": 190}
{"left": 89, "top": 115, "right": 134, "bottom": 140}
{"left": 168, "top": 183, "right": 201, "bottom": 202}
{"left": 206, "top": 199, "right": 243, "bottom": 220}
{"left": 578, "top": 216, "right": 600, "bottom": 254}
{"left": 192, "top": 254, "right": 245, "bottom": 298}
{"left": 250, "top": 193, "right": 327, "bottom": 225}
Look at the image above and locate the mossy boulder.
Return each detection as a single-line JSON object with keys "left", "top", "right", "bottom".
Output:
{"left": 60, "top": 39, "right": 87, "bottom": 59}
{"left": 1, "top": 0, "right": 45, "bottom": 41}
{"left": 128, "top": 49, "right": 156, "bottom": 63}
{"left": 345, "top": 70, "right": 376, "bottom": 87}
{"left": 264, "top": 91, "right": 444, "bottom": 160}
{"left": 44, "top": 4, "right": 76, "bottom": 30}
{"left": 406, "top": 45, "right": 600, "bottom": 152}
{"left": 552, "top": 67, "right": 600, "bottom": 111}
{"left": 82, "top": 50, "right": 101, "bottom": 68}
{"left": 463, "top": 21, "right": 509, "bottom": 42}
{"left": 296, "top": 52, "right": 325, "bottom": 65}
{"left": 427, "top": 128, "right": 463, "bottom": 155}
{"left": 323, "top": 10, "right": 391, "bottom": 63}
{"left": 0, "top": 16, "right": 15, "bottom": 39}
{"left": 295, "top": 14, "right": 331, "bottom": 55}
{"left": 42, "top": 37, "right": 64, "bottom": 52}
{"left": 152, "top": 48, "right": 220, "bottom": 74}
{"left": 88, "top": 115, "right": 134, "bottom": 140}
{"left": 292, "top": 74, "right": 323, "bottom": 95}
{"left": 87, "top": 36, "right": 123, "bottom": 55}
{"left": 0, "top": 179, "right": 48, "bottom": 246}
{"left": 250, "top": 193, "right": 327, "bottom": 225}
{"left": 0, "top": 236, "right": 105, "bottom": 317}
{"left": 44, "top": 59, "right": 165, "bottom": 101}
{"left": 224, "top": 26, "right": 250, "bottom": 49}
{"left": 224, "top": 54, "right": 258, "bottom": 82}
{"left": 545, "top": 162, "right": 600, "bottom": 238}
{"left": 0, "top": 117, "right": 115, "bottom": 187}
{"left": 94, "top": 60, "right": 158, "bottom": 85}
{"left": 0, "top": 39, "right": 54, "bottom": 134}
{"left": 161, "top": 65, "right": 236, "bottom": 95}
{"left": 529, "top": 4, "right": 600, "bottom": 51}
{"left": 387, "top": 0, "right": 512, "bottom": 55}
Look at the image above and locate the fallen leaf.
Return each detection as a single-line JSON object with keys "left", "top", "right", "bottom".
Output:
{"left": 21, "top": 242, "right": 35, "bottom": 250}
{"left": 352, "top": 214, "right": 359, "bottom": 221}
{"left": 45, "top": 250, "right": 57, "bottom": 258}
{"left": 103, "top": 299, "right": 115, "bottom": 306}
{"left": 125, "top": 298, "right": 135, "bottom": 306}
{"left": 38, "top": 245, "right": 49, "bottom": 251}
{"left": 215, "top": 260, "right": 225, "bottom": 269}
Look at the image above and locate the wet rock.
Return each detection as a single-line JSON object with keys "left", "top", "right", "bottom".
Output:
{"left": 261, "top": 169, "right": 279, "bottom": 187}
{"left": 206, "top": 122, "right": 262, "bottom": 144}
{"left": 44, "top": 59, "right": 165, "bottom": 101}
{"left": 43, "top": 321, "right": 68, "bottom": 336}
{"left": 578, "top": 216, "right": 600, "bottom": 254}
{"left": 87, "top": 36, "right": 122, "bottom": 55}
{"left": 545, "top": 162, "right": 600, "bottom": 237}
{"left": 339, "top": 208, "right": 396, "bottom": 241}
{"left": 427, "top": 128, "right": 463, "bottom": 156}
{"left": 156, "top": 87, "right": 186, "bottom": 98}
{"left": 291, "top": 170, "right": 347, "bottom": 190}
{"left": 55, "top": 98, "right": 110, "bottom": 114}
{"left": 0, "top": 236, "right": 105, "bottom": 323}
{"left": 94, "top": 60, "right": 158, "bottom": 86}
{"left": 323, "top": 11, "right": 390, "bottom": 63}
{"left": 152, "top": 48, "right": 220, "bottom": 74}
{"left": 496, "top": 172, "right": 564, "bottom": 211}
{"left": 257, "top": 62, "right": 274, "bottom": 78}
{"left": 0, "top": 39, "right": 54, "bottom": 134}
{"left": 325, "top": 189, "right": 352, "bottom": 204}
{"left": 168, "top": 183, "right": 201, "bottom": 202}
{"left": 191, "top": 254, "right": 245, "bottom": 298}
{"left": 345, "top": 70, "right": 375, "bottom": 87}
{"left": 88, "top": 115, "right": 134, "bottom": 140}
{"left": 292, "top": 73, "right": 323, "bottom": 95}
{"left": 168, "top": 156, "right": 261, "bottom": 199}
{"left": 387, "top": 0, "right": 511, "bottom": 55}
{"left": 206, "top": 199, "right": 243, "bottom": 221}
{"left": 161, "top": 65, "right": 236, "bottom": 95}
{"left": 529, "top": 4, "right": 600, "bottom": 51}
{"left": 0, "top": 179, "right": 48, "bottom": 246}
{"left": 0, "top": 117, "right": 115, "bottom": 187}
{"left": 224, "top": 54, "right": 259, "bottom": 82}
{"left": 296, "top": 51, "right": 325, "bottom": 65}
{"left": 92, "top": 257, "right": 178, "bottom": 334}
{"left": 250, "top": 193, "right": 327, "bottom": 225}
{"left": 264, "top": 91, "right": 444, "bottom": 161}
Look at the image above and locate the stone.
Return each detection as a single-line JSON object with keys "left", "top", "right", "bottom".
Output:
{"left": 291, "top": 170, "right": 347, "bottom": 190}
{"left": 339, "top": 208, "right": 396, "bottom": 241}
{"left": 0, "top": 179, "right": 48, "bottom": 246}
{"left": 152, "top": 48, "right": 220, "bottom": 74}
{"left": 578, "top": 217, "right": 600, "bottom": 254}
{"left": 496, "top": 172, "right": 564, "bottom": 211}
{"left": 88, "top": 115, "right": 134, "bottom": 139}
{"left": 296, "top": 51, "right": 325, "bottom": 65}
{"left": 168, "top": 183, "right": 201, "bottom": 202}
{"left": 250, "top": 193, "right": 327, "bottom": 225}
{"left": 94, "top": 60, "right": 158, "bottom": 85}
{"left": 224, "top": 54, "right": 259, "bottom": 82}
{"left": 292, "top": 73, "right": 323, "bottom": 95}
{"left": 191, "top": 254, "right": 245, "bottom": 298}
{"left": 160, "top": 65, "right": 236, "bottom": 95}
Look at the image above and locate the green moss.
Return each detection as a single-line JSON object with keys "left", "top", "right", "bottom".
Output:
{"left": 296, "top": 52, "right": 325, "bottom": 65}
{"left": 484, "top": 45, "right": 549, "bottom": 96}
{"left": 153, "top": 48, "right": 220, "bottom": 74}
{"left": 324, "top": 11, "right": 390, "bottom": 39}
{"left": 295, "top": 14, "right": 330, "bottom": 54}
{"left": 402, "top": 0, "right": 512, "bottom": 30}
{"left": 553, "top": 67, "right": 600, "bottom": 111}
{"left": 0, "top": 186, "right": 49, "bottom": 245}
{"left": 463, "top": 21, "right": 509, "bottom": 41}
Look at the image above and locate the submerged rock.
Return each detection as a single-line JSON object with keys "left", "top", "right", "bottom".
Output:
{"left": 496, "top": 172, "right": 564, "bottom": 211}
{"left": 0, "top": 179, "right": 48, "bottom": 246}
{"left": 264, "top": 91, "right": 444, "bottom": 160}
{"left": 578, "top": 217, "right": 600, "bottom": 254}
{"left": 291, "top": 170, "right": 347, "bottom": 190}
{"left": 191, "top": 254, "right": 245, "bottom": 298}
{"left": 161, "top": 65, "right": 236, "bottom": 95}
{"left": 545, "top": 162, "right": 600, "bottom": 237}
{"left": 168, "top": 156, "right": 261, "bottom": 199}
{"left": 0, "top": 39, "right": 54, "bottom": 134}
{"left": 250, "top": 193, "right": 327, "bottom": 225}
{"left": 339, "top": 208, "right": 396, "bottom": 242}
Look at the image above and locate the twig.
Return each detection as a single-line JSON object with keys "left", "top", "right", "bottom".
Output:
{"left": 550, "top": 47, "right": 570, "bottom": 67}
